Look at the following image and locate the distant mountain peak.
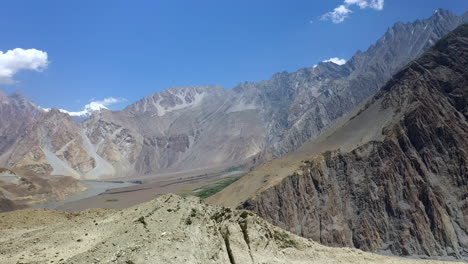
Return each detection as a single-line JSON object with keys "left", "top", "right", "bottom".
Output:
{"left": 125, "top": 85, "right": 224, "bottom": 116}
{"left": 60, "top": 101, "right": 109, "bottom": 117}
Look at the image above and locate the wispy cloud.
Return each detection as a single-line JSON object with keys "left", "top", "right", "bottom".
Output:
{"left": 323, "top": 57, "right": 347, "bottom": 65}
{"left": 0, "top": 48, "right": 49, "bottom": 84}
{"left": 321, "top": 5, "right": 353, "bottom": 24}
{"left": 321, "top": 0, "right": 384, "bottom": 23}
{"left": 43, "top": 97, "right": 127, "bottom": 117}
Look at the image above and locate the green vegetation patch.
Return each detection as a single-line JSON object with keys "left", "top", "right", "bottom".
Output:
{"left": 192, "top": 176, "right": 243, "bottom": 199}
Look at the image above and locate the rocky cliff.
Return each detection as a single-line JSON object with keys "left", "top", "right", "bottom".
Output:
{"left": 0, "top": 194, "right": 464, "bottom": 264}
{"left": 210, "top": 24, "right": 468, "bottom": 259}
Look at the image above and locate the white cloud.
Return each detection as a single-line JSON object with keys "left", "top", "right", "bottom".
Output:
{"left": 368, "top": 0, "right": 384, "bottom": 10}
{"left": 0, "top": 48, "right": 49, "bottom": 84}
{"left": 321, "top": 0, "right": 384, "bottom": 23}
{"left": 321, "top": 5, "right": 352, "bottom": 24}
{"left": 43, "top": 97, "right": 126, "bottom": 117}
{"left": 323, "top": 57, "right": 347, "bottom": 65}
{"left": 345, "top": 0, "right": 368, "bottom": 9}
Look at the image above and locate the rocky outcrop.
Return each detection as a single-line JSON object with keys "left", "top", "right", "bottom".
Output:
{"left": 0, "top": 194, "right": 464, "bottom": 264}
{"left": 234, "top": 24, "right": 468, "bottom": 259}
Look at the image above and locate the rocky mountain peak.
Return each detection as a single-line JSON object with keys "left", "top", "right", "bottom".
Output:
{"left": 8, "top": 91, "right": 30, "bottom": 103}
{"left": 124, "top": 85, "right": 225, "bottom": 116}
{"left": 432, "top": 8, "right": 457, "bottom": 21}
{"left": 42, "top": 108, "right": 74, "bottom": 122}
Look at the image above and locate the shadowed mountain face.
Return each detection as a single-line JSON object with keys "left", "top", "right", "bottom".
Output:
{"left": 210, "top": 24, "right": 468, "bottom": 259}
{"left": 0, "top": 92, "right": 42, "bottom": 159}
{"left": 0, "top": 10, "right": 466, "bottom": 179}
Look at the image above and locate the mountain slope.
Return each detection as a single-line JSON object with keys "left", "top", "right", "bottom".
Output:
{"left": 209, "top": 24, "right": 468, "bottom": 259}
{"left": 0, "top": 194, "right": 464, "bottom": 264}
{"left": 3, "top": 109, "right": 97, "bottom": 178}
{"left": 252, "top": 8, "right": 468, "bottom": 160}
{"left": 0, "top": 91, "right": 43, "bottom": 162}
{"left": 82, "top": 85, "right": 265, "bottom": 177}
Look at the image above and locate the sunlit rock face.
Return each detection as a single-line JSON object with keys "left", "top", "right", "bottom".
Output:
{"left": 237, "top": 24, "right": 468, "bottom": 259}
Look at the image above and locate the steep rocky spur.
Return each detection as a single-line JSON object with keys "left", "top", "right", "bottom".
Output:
{"left": 220, "top": 24, "right": 468, "bottom": 259}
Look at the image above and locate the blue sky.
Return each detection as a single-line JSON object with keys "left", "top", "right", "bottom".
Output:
{"left": 0, "top": 0, "right": 466, "bottom": 112}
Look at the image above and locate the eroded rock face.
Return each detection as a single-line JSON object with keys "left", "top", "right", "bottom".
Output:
{"left": 5, "top": 109, "right": 96, "bottom": 177}
{"left": 0, "top": 92, "right": 43, "bottom": 160}
{"left": 241, "top": 24, "right": 468, "bottom": 259}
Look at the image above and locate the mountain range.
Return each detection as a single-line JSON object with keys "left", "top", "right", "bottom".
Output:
{"left": 0, "top": 9, "right": 466, "bottom": 180}
{"left": 209, "top": 23, "right": 468, "bottom": 259}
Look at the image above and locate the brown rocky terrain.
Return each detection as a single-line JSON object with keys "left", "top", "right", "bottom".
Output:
{"left": 0, "top": 168, "right": 86, "bottom": 212}
{"left": 209, "top": 24, "right": 468, "bottom": 259}
{"left": 0, "top": 194, "right": 464, "bottom": 264}
{"left": 4, "top": 109, "right": 96, "bottom": 177}
{"left": 0, "top": 91, "right": 43, "bottom": 164}
{"left": 81, "top": 85, "right": 264, "bottom": 178}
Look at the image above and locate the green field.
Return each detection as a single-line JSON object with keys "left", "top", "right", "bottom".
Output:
{"left": 190, "top": 175, "right": 244, "bottom": 199}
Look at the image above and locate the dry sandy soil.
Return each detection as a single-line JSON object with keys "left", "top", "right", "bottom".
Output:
{"left": 0, "top": 194, "right": 464, "bottom": 264}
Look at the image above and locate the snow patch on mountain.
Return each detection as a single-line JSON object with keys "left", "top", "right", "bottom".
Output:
{"left": 323, "top": 57, "right": 347, "bottom": 65}
{"left": 226, "top": 99, "right": 257, "bottom": 113}
{"left": 152, "top": 90, "right": 206, "bottom": 117}
{"left": 42, "top": 97, "right": 126, "bottom": 118}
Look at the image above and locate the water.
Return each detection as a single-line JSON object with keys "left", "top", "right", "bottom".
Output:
{"left": 32, "top": 180, "right": 137, "bottom": 210}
